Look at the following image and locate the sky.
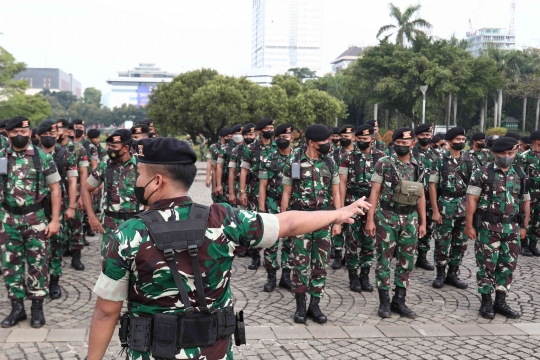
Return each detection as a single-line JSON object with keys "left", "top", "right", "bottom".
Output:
{"left": 1, "top": 0, "right": 539, "bottom": 97}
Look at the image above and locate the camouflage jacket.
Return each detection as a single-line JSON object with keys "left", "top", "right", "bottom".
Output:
{"left": 373, "top": 139, "right": 387, "bottom": 152}
{"left": 96, "top": 142, "right": 107, "bottom": 161}
{"left": 75, "top": 138, "right": 99, "bottom": 165}
{"left": 87, "top": 155, "right": 141, "bottom": 214}
{"left": 412, "top": 144, "right": 440, "bottom": 191}
{"left": 207, "top": 143, "right": 221, "bottom": 166}
{"left": 517, "top": 149, "right": 540, "bottom": 200}
{"left": 467, "top": 163, "right": 530, "bottom": 234}
{"left": 186, "top": 139, "right": 195, "bottom": 149}
{"left": 228, "top": 143, "right": 249, "bottom": 194}
{"left": 465, "top": 149, "right": 493, "bottom": 171}
{"left": 61, "top": 139, "right": 90, "bottom": 171}
{"left": 0, "top": 136, "right": 7, "bottom": 149}
{"left": 259, "top": 148, "right": 298, "bottom": 201}
{"left": 282, "top": 150, "right": 339, "bottom": 210}
{"left": 217, "top": 141, "right": 238, "bottom": 183}
{"left": 93, "top": 196, "right": 279, "bottom": 359}
{"left": 240, "top": 139, "right": 277, "bottom": 187}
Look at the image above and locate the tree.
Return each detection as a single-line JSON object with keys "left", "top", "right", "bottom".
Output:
{"left": 83, "top": 87, "right": 102, "bottom": 107}
{"left": 288, "top": 67, "right": 317, "bottom": 80}
{"left": 289, "top": 89, "right": 347, "bottom": 129}
{"left": 0, "top": 46, "right": 27, "bottom": 97}
{"left": 376, "top": 3, "right": 432, "bottom": 47}
{"left": 0, "top": 93, "right": 52, "bottom": 124}
{"left": 272, "top": 74, "right": 303, "bottom": 98}
{"left": 41, "top": 90, "right": 79, "bottom": 111}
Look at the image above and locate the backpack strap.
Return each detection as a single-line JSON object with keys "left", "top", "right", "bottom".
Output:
{"left": 513, "top": 164, "right": 527, "bottom": 198}
{"left": 54, "top": 147, "right": 68, "bottom": 179}
{"left": 32, "top": 147, "right": 43, "bottom": 203}
{"left": 333, "top": 148, "right": 340, "bottom": 164}
{"left": 487, "top": 163, "right": 495, "bottom": 205}
{"left": 322, "top": 155, "right": 335, "bottom": 179}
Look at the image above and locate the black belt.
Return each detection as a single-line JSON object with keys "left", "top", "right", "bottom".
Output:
{"left": 380, "top": 202, "right": 416, "bottom": 215}
{"left": 476, "top": 210, "right": 520, "bottom": 224}
{"left": 105, "top": 211, "right": 140, "bottom": 220}
{"left": 440, "top": 190, "right": 467, "bottom": 198}
{"left": 347, "top": 189, "right": 371, "bottom": 198}
{"left": 2, "top": 202, "right": 43, "bottom": 215}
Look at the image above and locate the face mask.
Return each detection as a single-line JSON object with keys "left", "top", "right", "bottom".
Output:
{"left": 107, "top": 148, "right": 124, "bottom": 160}
{"left": 10, "top": 135, "right": 30, "bottom": 148}
{"left": 57, "top": 135, "right": 65, "bottom": 143}
{"left": 496, "top": 155, "right": 514, "bottom": 168}
{"left": 40, "top": 136, "right": 56, "bottom": 148}
{"left": 275, "top": 138, "right": 290, "bottom": 150}
{"left": 75, "top": 129, "right": 84, "bottom": 138}
{"left": 477, "top": 142, "right": 486, "bottom": 149}
{"left": 135, "top": 177, "right": 157, "bottom": 206}
{"left": 418, "top": 138, "right": 431, "bottom": 147}
{"left": 394, "top": 145, "right": 410, "bottom": 156}
{"left": 244, "top": 137, "right": 255, "bottom": 145}
{"left": 232, "top": 134, "right": 243, "bottom": 144}
{"left": 340, "top": 138, "right": 352, "bottom": 147}
{"left": 32, "top": 139, "right": 40, "bottom": 146}
{"left": 451, "top": 142, "right": 465, "bottom": 151}
{"left": 356, "top": 141, "right": 370, "bottom": 150}
{"left": 332, "top": 139, "right": 340, "bottom": 145}
{"left": 316, "top": 143, "right": 330, "bottom": 155}
{"left": 262, "top": 131, "right": 274, "bottom": 140}
{"left": 524, "top": 145, "right": 530, "bottom": 150}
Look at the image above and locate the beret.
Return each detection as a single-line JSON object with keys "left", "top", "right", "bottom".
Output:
{"left": 505, "top": 131, "right": 521, "bottom": 141}
{"left": 432, "top": 135, "right": 441, "bottom": 143}
{"left": 231, "top": 125, "right": 243, "bottom": 134}
{"left": 444, "top": 127, "right": 465, "bottom": 140}
{"left": 339, "top": 125, "right": 355, "bottom": 135}
{"left": 491, "top": 137, "right": 519, "bottom": 153}
{"left": 392, "top": 127, "right": 414, "bottom": 141}
{"left": 0, "top": 119, "right": 9, "bottom": 129}
{"left": 37, "top": 120, "right": 58, "bottom": 135}
{"left": 106, "top": 129, "right": 132, "bottom": 144}
{"left": 219, "top": 127, "right": 232, "bottom": 137}
{"left": 6, "top": 116, "right": 31, "bottom": 131}
{"left": 56, "top": 119, "right": 69, "bottom": 128}
{"left": 471, "top": 132, "right": 486, "bottom": 141}
{"left": 366, "top": 119, "right": 378, "bottom": 128}
{"left": 275, "top": 123, "right": 294, "bottom": 137}
{"left": 87, "top": 129, "right": 101, "bottom": 139}
{"left": 137, "top": 137, "right": 197, "bottom": 164}
{"left": 530, "top": 131, "right": 540, "bottom": 141}
{"left": 131, "top": 123, "right": 149, "bottom": 135}
{"left": 522, "top": 136, "right": 532, "bottom": 144}
{"left": 242, "top": 123, "right": 256, "bottom": 135}
{"left": 333, "top": 127, "right": 340, "bottom": 135}
{"left": 256, "top": 118, "right": 275, "bottom": 131}
{"left": 414, "top": 123, "right": 433, "bottom": 135}
{"left": 355, "top": 124, "right": 374, "bottom": 136}
{"left": 68, "top": 122, "right": 74, "bottom": 130}
{"left": 142, "top": 118, "right": 155, "bottom": 127}
{"left": 305, "top": 124, "right": 332, "bottom": 142}
{"left": 71, "top": 119, "right": 85, "bottom": 126}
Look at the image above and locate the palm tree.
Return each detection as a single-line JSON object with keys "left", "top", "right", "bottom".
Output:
{"left": 376, "top": 3, "right": 432, "bottom": 47}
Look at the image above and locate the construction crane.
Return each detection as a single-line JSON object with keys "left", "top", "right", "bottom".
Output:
{"left": 509, "top": 1, "right": 516, "bottom": 35}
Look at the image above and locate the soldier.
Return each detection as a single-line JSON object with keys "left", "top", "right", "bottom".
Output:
{"left": 141, "top": 118, "right": 157, "bottom": 138}
{"left": 465, "top": 132, "right": 493, "bottom": 171}
{"left": 430, "top": 136, "right": 441, "bottom": 153}
{"left": 331, "top": 127, "right": 340, "bottom": 148}
{"left": 0, "top": 116, "right": 62, "bottom": 328}
{"left": 412, "top": 124, "right": 438, "bottom": 271}
{"left": 216, "top": 125, "right": 242, "bottom": 206}
{"left": 339, "top": 124, "right": 384, "bottom": 293}
{"left": 130, "top": 122, "right": 150, "bottom": 157}
{"left": 86, "top": 137, "right": 369, "bottom": 360}
{"left": 37, "top": 121, "right": 78, "bottom": 300}
{"left": 81, "top": 130, "right": 141, "bottom": 258}
{"left": 228, "top": 123, "right": 257, "bottom": 209}
{"left": 209, "top": 128, "right": 231, "bottom": 203}
{"left": 185, "top": 134, "right": 195, "bottom": 149}
{"left": 521, "top": 136, "right": 531, "bottom": 153}
{"left": 366, "top": 127, "right": 427, "bottom": 319}
{"left": 486, "top": 135, "right": 499, "bottom": 150}
{"left": 87, "top": 129, "right": 107, "bottom": 161}
{"left": 31, "top": 128, "right": 39, "bottom": 146}
{"left": 365, "top": 119, "right": 387, "bottom": 152}
{"left": 466, "top": 137, "right": 529, "bottom": 319}
{"left": 281, "top": 124, "right": 342, "bottom": 324}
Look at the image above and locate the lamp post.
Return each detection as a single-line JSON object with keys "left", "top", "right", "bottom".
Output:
{"left": 420, "top": 85, "right": 428, "bottom": 124}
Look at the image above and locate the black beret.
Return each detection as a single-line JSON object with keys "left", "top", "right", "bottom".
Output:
{"left": 444, "top": 127, "right": 465, "bottom": 140}
{"left": 432, "top": 135, "right": 441, "bottom": 143}
{"left": 131, "top": 123, "right": 149, "bottom": 135}
{"left": 56, "top": 119, "right": 69, "bottom": 129}
{"left": 142, "top": 118, "right": 155, "bottom": 127}
{"left": 68, "top": 122, "right": 74, "bottom": 130}
{"left": 242, "top": 123, "right": 256, "bottom": 135}
{"left": 522, "top": 136, "right": 532, "bottom": 144}
{"left": 339, "top": 125, "right": 355, "bottom": 135}
{"left": 355, "top": 124, "right": 374, "bottom": 136}
{"left": 87, "top": 129, "right": 101, "bottom": 139}
{"left": 392, "top": 127, "right": 414, "bottom": 141}
{"left": 6, "top": 116, "right": 31, "bottom": 131}
{"left": 491, "top": 137, "right": 519, "bottom": 153}
{"left": 231, "top": 125, "right": 243, "bottom": 134}
{"left": 255, "top": 118, "right": 275, "bottom": 131}
{"left": 530, "top": 131, "right": 540, "bottom": 141}
{"left": 219, "top": 127, "right": 232, "bottom": 137}
{"left": 305, "top": 124, "right": 332, "bottom": 142}
{"left": 333, "top": 127, "right": 341, "bottom": 135}
{"left": 71, "top": 119, "right": 85, "bottom": 126}
{"left": 0, "top": 119, "right": 9, "bottom": 129}
{"left": 414, "top": 124, "right": 433, "bottom": 135}
{"left": 505, "top": 131, "right": 521, "bottom": 141}
{"left": 106, "top": 129, "right": 132, "bottom": 144}
{"left": 37, "top": 120, "right": 58, "bottom": 135}
{"left": 366, "top": 119, "right": 378, "bottom": 128}
{"left": 137, "top": 137, "right": 197, "bottom": 164}
{"left": 471, "top": 132, "right": 486, "bottom": 141}
{"left": 275, "top": 123, "right": 294, "bottom": 137}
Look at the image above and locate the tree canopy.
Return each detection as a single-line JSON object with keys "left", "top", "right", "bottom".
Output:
{"left": 376, "top": 3, "right": 432, "bottom": 47}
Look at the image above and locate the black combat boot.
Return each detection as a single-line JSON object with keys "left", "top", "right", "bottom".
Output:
{"left": 293, "top": 293, "right": 307, "bottom": 324}
{"left": 391, "top": 287, "right": 417, "bottom": 318}
{"left": 71, "top": 250, "right": 85, "bottom": 271}
{"left": 479, "top": 293, "right": 495, "bottom": 319}
{"left": 359, "top": 267, "right": 373, "bottom": 292}
{"left": 248, "top": 252, "right": 260, "bottom": 270}
{"left": 445, "top": 265, "right": 468, "bottom": 289}
{"left": 493, "top": 291, "right": 520, "bottom": 319}
{"left": 83, "top": 237, "right": 90, "bottom": 246}
{"left": 49, "top": 275, "right": 62, "bottom": 300}
{"left": 263, "top": 269, "right": 277, "bottom": 292}
{"left": 237, "top": 250, "right": 247, "bottom": 257}
{"left": 1, "top": 299, "right": 27, "bottom": 328}
{"left": 63, "top": 246, "right": 72, "bottom": 257}
{"left": 330, "top": 247, "right": 336, "bottom": 259}
{"left": 278, "top": 268, "right": 293, "bottom": 290}
{"left": 307, "top": 296, "right": 327, "bottom": 324}
{"left": 331, "top": 250, "right": 342, "bottom": 270}
{"left": 348, "top": 268, "right": 362, "bottom": 292}
{"left": 432, "top": 265, "right": 446, "bottom": 288}
{"left": 377, "top": 289, "right": 391, "bottom": 318}
{"left": 85, "top": 225, "right": 95, "bottom": 237}
{"left": 415, "top": 250, "right": 435, "bottom": 271}
{"left": 30, "top": 299, "right": 46, "bottom": 328}
{"left": 529, "top": 240, "right": 540, "bottom": 256}
{"left": 521, "top": 238, "right": 533, "bottom": 256}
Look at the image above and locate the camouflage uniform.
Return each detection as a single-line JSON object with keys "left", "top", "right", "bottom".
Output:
{"left": 228, "top": 144, "right": 255, "bottom": 210}
{"left": 0, "top": 144, "right": 61, "bottom": 299}
{"left": 517, "top": 149, "right": 540, "bottom": 252}
{"left": 93, "top": 197, "right": 279, "bottom": 360}
{"left": 465, "top": 148, "right": 494, "bottom": 171}
{"left": 329, "top": 146, "right": 347, "bottom": 255}
{"left": 373, "top": 139, "right": 387, "bottom": 152}
{"left": 207, "top": 142, "right": 221, "bottom": 204}
{"left": 217, "top": 141, "right": 238, "bottom": 205}
{"left": 78, "top": 138, "right": 99, "bottom": 234}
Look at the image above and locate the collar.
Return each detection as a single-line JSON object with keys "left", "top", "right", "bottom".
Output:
{"left": 8, "top": 143, "right": 35, "bottom": 156}
{"left": 150, "top": 196, "right": 193, "bottom": 210}
{"left": 391, "top": 152, "right": 417, "bottom": 165}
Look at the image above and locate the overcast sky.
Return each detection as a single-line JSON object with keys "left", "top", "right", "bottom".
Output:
{"left": 1, "top": 0, "right": 539, "bottom": 96}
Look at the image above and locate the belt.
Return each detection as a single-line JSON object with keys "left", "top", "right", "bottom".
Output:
{"left": 380, "top": 202, "right": 416, "bottom": 215}
{"left": 477, "top": 210, "right": 520, "bottom": 224}
{"left": 2, "top": 202, "right": 43, "bottom": 215}
{"left": 105, "top": 211, "right": 140, "bottom": 220}
{"left": 440, "top": 190, "right": 467, "bottom": 198}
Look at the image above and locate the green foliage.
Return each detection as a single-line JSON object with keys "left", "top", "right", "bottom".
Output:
{"left": 42, "top": 90, "right": 78, "bottom": 110}
{"left": 486, "top": 127, "right": 508, "bottom": 136}
{"left": 287, "top": 67, "right": 317, "bottom": 80}
{"left": 376, "top": 3, "right": 432, "bottom": 47}
{"left": 83, "top": 87, "right": 102, "bottom": 106}
{"left": 0, "top": 93, "right": 52, "bottom": 124}
{"left": 0, "top": 46, "right": 27, "bottom": 97}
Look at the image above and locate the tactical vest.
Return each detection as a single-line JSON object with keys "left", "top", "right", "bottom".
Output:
{"left": 389, "top": 157, "right": 423, "bottom": 206}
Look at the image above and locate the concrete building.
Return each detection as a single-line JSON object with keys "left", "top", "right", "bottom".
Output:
{"left": 104, "top": 63, "right": 177, "bottom": 108}
{"left": 331, "top": 46, "right": 363, "bottom": 73}
{"left": 466, "top": 27, "right": 516, "bottom": 57}
{"left": 14, "top": 68, "right": 82, "bottom": 97}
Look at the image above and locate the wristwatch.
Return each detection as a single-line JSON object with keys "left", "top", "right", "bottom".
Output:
{"left": 239, "top": 189, "right": 246, "bottom": 194}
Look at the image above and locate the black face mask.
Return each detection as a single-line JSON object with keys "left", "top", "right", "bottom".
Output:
{"left": 10, "top": 135, "right": 30, "bottom": 148}
{"left": 32, "top": 138, "right": 40, "bottom": 146}
{"left": 317, "top": 143, "right": 331, "bottom": 155}
{"left": 40, "top": 136, "right": 56, "bottom": 148}
{"left": 107, "top": 148, "right": 125, "bottom": 160}
{"left": 262, "top": 131, "right": 274, "bottom": 140}
{"left": 135, "top": 177, "right": 157, "bottom": 206}
{"left": 57, "top": 135, "right": 65, "bottom": 143}
{"left": 451, "top": 142, "right": 465, "bottom": 151}
{"left": 357, "top": 140, "right": 370, "bottom": 150}
{"left": 394, "top": 145, "right": 410, "bottom": 156}
{"left": 418, "top": 138, "right": 431, "bottom": 147}
{"left": 275, "top": 138, "right": 290, "bottom": 150}
{"left": 332, "top": 139, "right": 340, "bottom": 145}
{"left": 244, "top": 137, "right": 255, "bottom": 145}
{"left": 476, "top": 142, "right": 486, "bottom": 149}
{"left": 75, "top": 129, "right": 84, "bottom": 138}
{"left": 340, "top": 138, "right": 352, "bottom": 147}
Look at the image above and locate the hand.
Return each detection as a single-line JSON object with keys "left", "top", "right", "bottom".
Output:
{"left": 365, "top": 219, "right": 376, "bottom": 237}
{"left": 44, "top": 220, "right": 60, "bottom": 238}
{"left": 520, "top": 228, "right": 527, "bottom": 240}
{"left": 92, "top": 188, "right": 101, "bottom": 196}
{"left": 228, "top": 193, "right": 236, "bottom": 204}
{"left": 432, "top": 211, "right": 443, "bottom": 225}
{"left": 332, "top": 224, "right": 342, "bottom": 236}
{"left": 240, "top": 193, "right": 247, "bottom": 207}
{"left": 206, "top": 178, "right": 211, "bottom": 188}
{"left": 65, "top": 207, "right": 75, "bottom": 220}
{"left": 418, "top": 224, "right": 426, "bottom": 238}
{"left": 215, "top": 185, "right": 223, "bottom": 195}
{"left": 465, "top": 226, "right": 477, "bottom": 240}
{"left": 89, "top": 216, "right": 105, "bottom": 234}
{"left": 333, "top": 197, "right": 372, "bottom": 226}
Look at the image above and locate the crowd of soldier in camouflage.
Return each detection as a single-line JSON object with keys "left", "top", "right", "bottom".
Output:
{"left": 207, "top": 118, "right": 534, "bottom": 323}
{"left": 0, "top": 116, "right": 156, "bottom": 329}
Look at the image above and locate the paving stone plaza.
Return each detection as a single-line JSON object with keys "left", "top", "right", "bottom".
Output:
{"left": 1, "top": 164, "right": 540, "bottom": 359}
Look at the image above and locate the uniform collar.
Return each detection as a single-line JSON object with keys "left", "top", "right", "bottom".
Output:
{"left": 391, "top": 152, "right": 417, "bottom": 165}
{"left": 150, "top": 196, "right": 193, "bottom": 210}
{"left": 8, "top": 143, "right": 36, "bottom": 156}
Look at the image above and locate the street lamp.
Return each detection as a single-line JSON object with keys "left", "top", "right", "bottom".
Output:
{"left": 419, "top": 85, "right": 428, "bottom": 124}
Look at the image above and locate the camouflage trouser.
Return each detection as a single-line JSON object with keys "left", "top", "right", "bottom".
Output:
{"left": 200, "top": 145, "right": 206, "bottom": 160}
{"left": 331, "top": 232, "right": 344, "bottom": 252}
{"left": 264, "top": 197, "right": 292, "bottom": 270}
{"left": 48, "top": 215, "right": 67, "bottom": 277}
{"left": 343, "top": 216, "right": 374, "bottom": 270}
{"left": 475, "top": 228, "right": 519, "bottom": 295}
{"left": 101, "top": 215, "right": 124, "bottom": 258}
{"left": 66, "top": 207, "right": 85, "bottom": 251}
{"left": 526, "top": 200, "right": 540, "bottom": 246}
{"left": 0, "top": 210, "right": 49, "bottom": 299}
{"left": 375, "top": 208, "right": 418, "bottom": 290}
{"left": 418, "top": 204, "right": 433, "bottom": 253}
{"left": 291, "top": 225, "right": 331, "bottom": 297}
{"left": 433, "top": 216, "right": 467, "bottom": 267}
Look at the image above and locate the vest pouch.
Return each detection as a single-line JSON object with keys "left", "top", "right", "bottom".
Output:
{"left": 216, "top": 307, "right": 237, "bottom": 338}
{"left": 178, "top": 311, "right": 218, "bottom": 348}
{"left": 393, "top": 180, "right": 423, "bottom": 206}
{"left": 151, "top": 313, "right": 179, "bottom": 359}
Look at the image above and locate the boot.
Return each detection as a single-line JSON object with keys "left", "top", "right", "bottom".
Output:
{"left": 30, "top": 299, "right": 46, "bottom": 328}
{"left": 263, "top": 269, "right": 277, "bottom": 292}
{"left": 1, "top": 299, "right": 26, "bottom": 328}
{"left": 432, "top": 266, "right": 446, "bottom": 289}
{"left": 86, "top": 226, "right": 95, "bottom": 237}
{"left": 248, "top": 253, "right": 260, "bottom": 270}
{"left": 307, "top": 295, "right": 327, "bottom": 324}
{"left": 331, "top": 250, "right": 342, "bottom": 270}
{"left": 377, "top": 289, "right": 391, "bottom": 318}
{"left": 529, "top": 240, "right": 540, "bottom": 256}
{"left": 330, "top": 247, "right": 336, "bottom": 259}
{"left": 390, "top": 287, "right": 417, "bottom": 318}
{"left": 83, "top": 237, "right": 90, "bottom": 246}
{"left": 445, "top": 265, "right": 468, "bottom": 289}
{"left": 479, "top": 293, "right": 495, "bottom": 319}
{"left": 63, "top": 246, "right": 72, "bottom": 257}
{"left": 415, "top": 250, "right": 435, "bottom": 271}
{"left": 348, "top": 269, "right": 362, "bottom": 293}
{"left": 278, "top": 269, "right": 293, "bottom": 290}
{"left": 293, "top": 293, "right": 307, "bottom": 324}
{"left": 521, "top": 238, "right": 533, "bottom": 256}
{"left": 359, "top": 267, "right": 374, "bottom": 292}
{"left": 493, "top": 292, "right": 520, "bottom": 319}
{"left": 71, "top": 250, "right": 85, "bottom": 271}
{"left": 49, "top": 275, "right": 62, "bottom": 300}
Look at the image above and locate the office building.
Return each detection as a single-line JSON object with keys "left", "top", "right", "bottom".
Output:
{"left": 466, "top": 27, "right": 516, "bottom": 57}
{"left": 331, "top": 46, "right": 363, "bottom": 73}
{"left": 14, "top": 68, "right": 82, "bottom": 97}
